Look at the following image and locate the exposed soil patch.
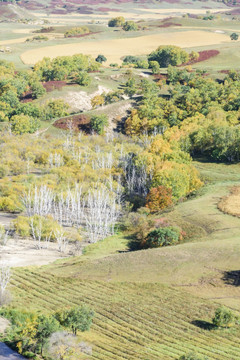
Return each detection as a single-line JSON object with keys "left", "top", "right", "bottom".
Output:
{"left": 187, "top": 49, "right": 220, "bottom": 65}
{"left": 0, "top": 238, "right": 77, "bottom": 267}
{"left": 42, "top": 80, "right": 72, "bottom": 92}
{"left": 219, "top": 69, "right": 230, "bottom": 74}
{"left": 54, "top": 114, "right": 91, "bottom": 132}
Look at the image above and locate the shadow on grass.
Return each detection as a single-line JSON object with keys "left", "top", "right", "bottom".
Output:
{"left": 222, "top": 270, "right": 240, "bottom": 286}
{"left": 191, "top": 320, "right": 215, "bottom": 330}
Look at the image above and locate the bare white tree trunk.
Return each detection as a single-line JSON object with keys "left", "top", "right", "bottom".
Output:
{"left": 22, "top": 185, "right": 55, "bottom": 217}
{"left": 0, "top": 262, "right": 11, "bottom": 302}
{"left": 0, "top": 227, "right": 9, "bottom": 246}
{"left": 54, "top": 228, "right": 68, "bottom": 253}
{"left": 30, "top": 217, "right": 43, "bottom": 249}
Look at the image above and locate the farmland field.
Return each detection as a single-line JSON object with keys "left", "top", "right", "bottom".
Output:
{"left": 21, "top": 30, "right": 231, "bottom": 66}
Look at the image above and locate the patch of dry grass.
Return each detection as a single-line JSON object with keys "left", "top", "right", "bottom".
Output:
{"left": 218, "top": 186, "right": 240, "bottom": 218}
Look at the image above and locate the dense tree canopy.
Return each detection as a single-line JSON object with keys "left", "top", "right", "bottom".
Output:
{"left": 148, "top": 45, "right": 189, "bottom": 67}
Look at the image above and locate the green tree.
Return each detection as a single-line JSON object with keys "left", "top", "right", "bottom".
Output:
{"left": 230, "top": 32, "right": 239, "bottom": 41}
{"left": 56, "top": 306, "right": 94, "bottom": 335}
{"left": 31, "top": 82, "right": 46, "bottom": 99}
{"left": 148, "top": 45, "right": 189, "bottom": 67}
{"left": 0, "top": 90, "right": 19, "bottom": 108}
{"left": 212, "top": 307, "right": 235, "bottom": 328}
{"left": 145, "top": 227, "right": 180, "bottom": 248}
{"left": 36, "top": 315, "right": 60, "bottom": 355}
{"left": 149, "top": 60, "right": 160, "bottom": 74}
{"left": 44, "top": 99, "right": 70, "bottom": 120}
{"left": 90, "top": 114, "right": 108, "bottom": 134}
{"left": 123, "top": 21, "right": 138, "bottom": 31}
{"left": 75, "top": 72, "right": 91, "bottom": 86}
{"left": 123, "top": 55, "right": 140, "bottom": 65}
{"left": 108, "top": 16, "right": 125, "bottom": 27}
{"left": 95, "top": 54, "right": 107, "bottom": 63}
{"left": 124, "top": 77, "right": 137, "bottom": 97}
{"left": 11, "top": 114, "right": 40, "bottom": 135}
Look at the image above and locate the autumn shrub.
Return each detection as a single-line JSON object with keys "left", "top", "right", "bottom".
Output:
{"left": 14, "top": 215, "right": 62, "bottom": 240}
{"left": 146, "top": 185, "right": 173, "bottom": 213}
{"left": 0, "top": 195, "right": 22, "bottom": 213}
{"left": 14, "top": 216, "right": 30, "bottom": 237}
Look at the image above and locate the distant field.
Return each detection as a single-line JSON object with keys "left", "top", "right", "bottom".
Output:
{"left": 21, "top": 30, "right": 231, "bottom": 65}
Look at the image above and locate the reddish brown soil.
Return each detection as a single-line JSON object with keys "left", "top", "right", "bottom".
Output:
{"left": 21, "top": 92, "right": 33, "bottom": 103}
{"left": 54, "top": 114, "right": 91, "bottom": 133}
{"left": 43, "top": 81, "right": 69, "bottom": 92}
{"left": 187, "top": 50, "right": 220, "bottom": 65}
{"left": 219, "top": 69, "right": 230, "bottom": 74}
{"left": 153, "top": 74, "right": 167, "bottom": 81}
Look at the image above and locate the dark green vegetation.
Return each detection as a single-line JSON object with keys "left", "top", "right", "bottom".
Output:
{"left": 108, "top": 16, "right": 139, "bottom": 31}
{"left": 0, "top": 306, "right": 94, "bottom": 357}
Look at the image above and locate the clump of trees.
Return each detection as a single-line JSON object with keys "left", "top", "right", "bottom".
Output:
{"left": 148, "top": 45, "right": 189, "bottom": 67}
{"left": 0, "top": 305, "right": 94, "bottom": 358}
{"left": 108, "top": 16, "right": 139, "bottom": 31}
{"left": 64, "top": 26, "right": 89, "bottom": 37}
{"left": 90, "top": 114, "right": 109, "bottom": 134}
{"left": 122, "top": 55, "right": 149, "bottom": 69}
{"left": 123, "top": 21, "right": 139, "bottom": 31}
{"left": 95, "top": 54, "right": 107, "bottom": 64}
{"left": 108, "top": 16, "right": 125, "bottom": 27}
{"left": 34, "top": 54, "right": 100, "bottom": 82}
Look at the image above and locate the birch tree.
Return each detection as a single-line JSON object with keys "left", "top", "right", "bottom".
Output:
{"left": 0, "top": 262, "right": 11, "bottom": 305}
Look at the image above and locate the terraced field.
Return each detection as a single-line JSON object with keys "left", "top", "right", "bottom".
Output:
{"left": 11, "top": 269, "right": 240, "bottom": 360}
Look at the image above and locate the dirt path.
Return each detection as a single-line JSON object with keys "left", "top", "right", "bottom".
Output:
{"left": 0, "top": 343, "right": 26, "bottom": 360}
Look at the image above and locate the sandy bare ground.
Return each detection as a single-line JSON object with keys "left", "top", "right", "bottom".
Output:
{"left": 21, "top": 30, "right": 230, "bottom": 66}
{"left": 0, "top": 238, "right": 74, "bottom": 267}
{"left": 64, "top": 85, "right": 110, "bottom": 112}
{"left": 0, "top": 212, "right": 17, "bottom": 227}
